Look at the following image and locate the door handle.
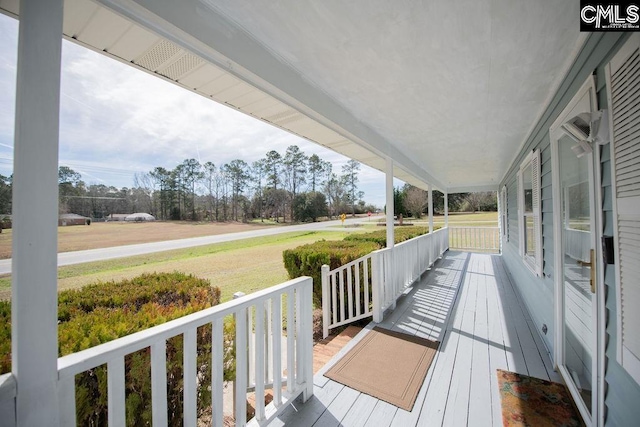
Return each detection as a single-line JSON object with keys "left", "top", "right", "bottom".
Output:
{"left": 589, "top": 249, "right": 596, "bottom": 294}
{"left": 578, "top": 250, "right": 596, "bottom": 293}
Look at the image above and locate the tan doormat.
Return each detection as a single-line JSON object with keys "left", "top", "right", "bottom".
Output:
{"left": 324, "top": 327, "right": 439, "bottom": 411}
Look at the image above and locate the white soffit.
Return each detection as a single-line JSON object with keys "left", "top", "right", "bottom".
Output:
{"left": 0, "top": 0, "right": 585, "bottom": 193}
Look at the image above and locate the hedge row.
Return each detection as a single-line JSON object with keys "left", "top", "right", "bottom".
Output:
{"left": 283, "top": 226, "right": 431, "bottom": 304}
{"left": 283, "top": 240, "right": 380, "bottom": 305}
{"left": 344, "top": 226, "right": 430, "bottom": 247}
{"left": 0, "top": 272, "right": 228, "bottom": 426}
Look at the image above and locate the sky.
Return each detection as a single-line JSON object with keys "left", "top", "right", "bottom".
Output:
{"left": 0, "top": 13, "right": 403, "bottom": 208}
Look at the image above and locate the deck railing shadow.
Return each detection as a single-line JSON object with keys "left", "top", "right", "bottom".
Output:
{"left": 381, "top": 251, "right": 471, "bottom": 353}
{"left": 273, "top": 392, "right": 341, "bottom": 426}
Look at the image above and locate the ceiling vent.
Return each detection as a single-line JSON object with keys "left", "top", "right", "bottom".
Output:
{"left": 561, "top": 110, "right": 610, "bottom": 157}
{"left": 135, "top": 40, "right": 182, "bottom": 72}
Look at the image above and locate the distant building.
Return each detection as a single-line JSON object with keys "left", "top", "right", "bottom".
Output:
{"left": 59, "top": 213, "right": 91, "bottom": 226}
{"left": 124, "top": 213, "right": 156, "bottom": 222}
{"left": 106, "top": 214, "right": 129, "bottom": 222}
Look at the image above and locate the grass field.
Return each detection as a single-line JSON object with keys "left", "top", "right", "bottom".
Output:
{"left": 0, "top": 230, "right": 353, "bottom": 302}
{"left": 0, "top": 220, "right": 274, "bottom": 259}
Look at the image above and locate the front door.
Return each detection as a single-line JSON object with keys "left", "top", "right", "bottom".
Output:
{"left": 551, "top": 76, "right": 602, "bottom": 426}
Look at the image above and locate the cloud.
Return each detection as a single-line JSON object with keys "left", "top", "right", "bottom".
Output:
{"left": 0, "top": 14, "right": 389, "bottom": 207}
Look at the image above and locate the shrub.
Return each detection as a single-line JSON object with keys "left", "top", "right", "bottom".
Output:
{"left": 283, "top": 226, "right": 438, "bottom": 306}
{"left": 0, "top": 300, "right": 9, "bottom": 374}
{"left": 0, "top": 272, "right": 232, "bottom": 426}
{"left": 344, "top": 226, "right": 429, "bottom": 246}
{"left": 283, "top": 240, "right": 379, "bottom": 305}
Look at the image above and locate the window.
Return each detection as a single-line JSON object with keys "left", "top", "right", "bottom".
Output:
{"left": 501, "top": 185, "right": 508, "bottom": 241}
{"left": 518, "top": 149, "right": 542, "bottom": 276}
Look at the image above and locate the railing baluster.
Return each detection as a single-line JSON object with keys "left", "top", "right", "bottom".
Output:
{"left": 183, "top": 329, "right": 197, "bottom": 427}
{"left": 364, "top": 257, "right": 370, "bottom": 315}
{"left": 247, "top": 306, "right": 254, "bottom": 389}
{"left": 272, "top": 295, "right": 283, "bottom": 407}
{"left": 212, "top": 318, "right": 224, "bottom": 427}
{"left": 266, "top": 301, "right": 273, "bottom": 385}
{"left": 295, "top": 288, "right": 303, "bottom": 391}
{"left": 322, "top": 265, "right": 330, "bottom": 339}
{"left": 108, "top": 358, "right": 126, "bottom": 427}
{"left": 303, "top": 283, "right": 314, "bottom": 401}
{"left": 339, "top": 269, "right": 345, "bottom": 323}
{"left": 235, "top": 308, "right": 248, "bottom": 426}
{"left": 347, "top": 265, "right": 354, "bottom": 319}
{"left": 255, "top": 302, "right": 266, "bottom": 421}
{"left": 331, "top": 272, "right": 338, "bottom": 326}
{"left": 372, "top": 251, "right": 381, "bottom": 322}
{"left": 58, "top": 374, "right": 76, "bottom": 427}
{"left": 151, "top": 341, "right": 168, "bottom": 427}
{"left": 354, "top": 262, "right": 361, "bottom": 317}
{"left": 296, "top": 283, "right": 313, "bottom": 401}
{"left": 286, "top": 290, "right": 295, "bottom": 393}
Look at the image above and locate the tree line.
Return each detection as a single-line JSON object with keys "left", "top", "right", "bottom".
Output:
{"left": 0, "top": 145, "right": 377, "bottom": 223}
{"left": 0, "top": 151, "right": 496, "bottom": 223}
{"left": 393, "top": 184, "right": 497, "bottom": 218}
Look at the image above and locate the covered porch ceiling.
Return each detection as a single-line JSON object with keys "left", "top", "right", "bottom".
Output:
{"left": 0, "top": 0, "right": 585, "bottom": 193}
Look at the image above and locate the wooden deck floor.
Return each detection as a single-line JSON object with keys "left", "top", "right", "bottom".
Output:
{"left": 271, "top": 251, "right": 562, "bottom": 427}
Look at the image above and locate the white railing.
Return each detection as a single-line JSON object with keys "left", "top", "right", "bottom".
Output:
{"left": 565, "top": 228, "right": 591, "bottom": 262}
{"left": 449, "top": 226, "right": 500, "bottom": 252}
{"left": 321, "top": 228, "right": 449, "bottom": 337}
{"left": 321, "top": 255, "right": 374, "bottom": 339}
{"left": 56, "top": 276, "right": 313, "bottom": 427}
{"left": 372, "top": 228, "right": 449, "bottom": 323}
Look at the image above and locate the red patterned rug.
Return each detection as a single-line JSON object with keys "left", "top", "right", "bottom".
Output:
{"left": 497, "top": 369, "right": 585, "bottom": 427}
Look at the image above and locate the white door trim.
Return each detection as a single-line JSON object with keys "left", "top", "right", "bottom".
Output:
{"left": 549, "top": 74, "right": 604, "bottom": 427}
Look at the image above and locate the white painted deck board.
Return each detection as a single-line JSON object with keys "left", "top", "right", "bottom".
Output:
{"left": 338, "top": 392, "right": 379, "bottom": 427}
{"left": 273, "top": 252, "right": 562, "bottom": 427}
{"left": 467, "top": 257, "right": 494, "bottom": 427}
{"left": 365, "top": 400, "right": 398, "bottom": 426}
{"left": 312, "top": 386, "right": 360, "bottom": 427}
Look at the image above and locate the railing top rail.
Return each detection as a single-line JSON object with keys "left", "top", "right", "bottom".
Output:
{"left": 373, "top": 228, "right": 440, "bottom": 253}
{"left": 448, "top": 226, "right": 499, "bottom": 230}
{"left": 58, "top": 276, "right": 312, "bottom": 379}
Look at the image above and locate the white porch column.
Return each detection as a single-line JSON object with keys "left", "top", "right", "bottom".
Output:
{"left": 444, "top": 192, "right": 449, "bottom": 227}
{"left": 385, "top": 157, "right": 394, "bottom": 248}
{"left": 12, "top": 0, "right": 64, "bottom": 425}
{"left": 428, "top": 184, "right": 434, "bottom": 234}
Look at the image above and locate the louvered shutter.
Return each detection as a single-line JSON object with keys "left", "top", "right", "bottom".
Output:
{"left": 607, "top": 33, "right": 640, "bottom": 383}
{"left": 532, "top": 149, "right": 543, "bottom": 277}
{"left": 517, "top": 149, "right": 542, "bottom": 276}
